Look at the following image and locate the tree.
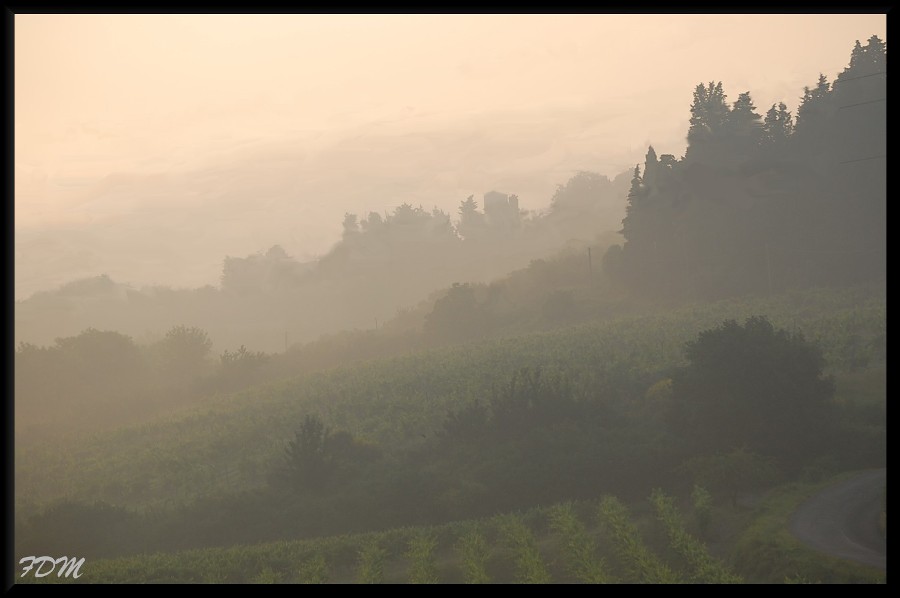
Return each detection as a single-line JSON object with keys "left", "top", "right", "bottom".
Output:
{"left": 641, "top": 146, "right": 659, "bottom": 185}
{"left": 762, "top": 102, "right": 793, "bottom": 149}
{"left": 265, "top": 244, "right": 290, "bottom": 260}
{"left": 342, "top": 213, "right": 360, "bottom": 238}
{"left": 669, "top": 317, "right": 834, "bottom": 465}
{"left": 686, "top": 81, "right": 731, "bottom": 162}
{"left": 423, "top": 283, "right": 486, "bottom": 344}
{"left": 679, "top": 447, "right": 780, "bottom": 508}
{"left": 839, "top": 35, "right": 885, "bottom": 81}
{"left": 284, "top": 414, "right": 333, "bottom": 488}
{"left": 725, "top": 91, "right": 763, "bottom": 156}
{"left": 548, "top": 171, "right": 612, "bottom": 212}
{"left": 282, "top": 414, "right": 378, "bottom": 490}
{"left": 830, "top": 35, "right": 886, "bottom": 167}
{"left": 156, "top": 325, "right": 213, "bottom": 385}
{"left": 617, "top": 165, "right": 649, "bottom": 285}
{"left": 16, "top": 329, "right": 147, "bottom": 414}
{"left": 53, "top": 328, "right": 145, "bottom": 388}
{"left": 541, "top": 170, "right": 623, "bottom": 243}
{"left": 429, "top": 207, "right": 456, "bottom": 239}
{"left": 795, "top": 73, "right": 831, "bottom": 136}
{"left": 392, "top": 202, "right": 427, "bottom": 226}
{"left": 360, "top": 211, "right": 384, "bottom": 233}
{"left": 618, "top": 156, "right": 679, "bottom": 292}
{"left": 217, "top": 345, "right": 270, "bottom": 390}
{"left": 865, "top": 34, "right": 886, "bottom": 72}
{"left": 620, "top": 164, "right": 644, "bottom": 241}
{"left": 457, "top": 195, "right": 485, "bottom": 241}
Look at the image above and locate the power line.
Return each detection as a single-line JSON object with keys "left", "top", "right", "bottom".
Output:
{"left": 766, "top": 244, "right": 882, "bottom": 255}
{"left": 838, "top": 98, "right": 886, "bottom": 110}
{"left": 840, "top": 155, "right": 886, "bottom": 165}
{"left": 831, "top": 71, "right": 886, "bottom": 84}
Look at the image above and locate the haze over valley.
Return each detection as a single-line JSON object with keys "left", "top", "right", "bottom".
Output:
{"left": 13, "top": 13, "right": 885, "bottom": 585}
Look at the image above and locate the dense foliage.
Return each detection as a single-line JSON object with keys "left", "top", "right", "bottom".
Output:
{"left": 15, "top": 286, "right": 885, "bottom": 564}
{"left": 610, "top": 37, "right": 885, "bottom": 299}
{"left": 670, "top": 316, "right": 835, "bottom": 466}
{"left": 19, "top": 493, "right": 787, "bottom": 584}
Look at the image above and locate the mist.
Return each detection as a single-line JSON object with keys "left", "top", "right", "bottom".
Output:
{"left": 13, "top": 13, "right": 885, "bottom": 585}
{"left": 15, "top": 14, "right": 884, "bottom": 298}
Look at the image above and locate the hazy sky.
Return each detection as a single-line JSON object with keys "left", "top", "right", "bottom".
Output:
{"left": 14, "top": 13, "right": 886, "bottom": 298}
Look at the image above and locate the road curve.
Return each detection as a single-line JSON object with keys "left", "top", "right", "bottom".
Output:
{"left": 789, "top": 468, "right": 886, "bottom": 571}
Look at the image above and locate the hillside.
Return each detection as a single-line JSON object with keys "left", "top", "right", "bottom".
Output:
{"left": 20, "top": 476, "right": 886, "bottom": 584}
{"left": 14, "top": 30, "right": 886, "bottom": 585}
{"left": 15, "top": 284, "right": 886, "bottom": 567}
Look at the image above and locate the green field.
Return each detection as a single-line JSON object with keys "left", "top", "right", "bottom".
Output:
{"left": 19, "top": 478, "right": 884, "bottom": 584}
{"left": 14, "top": 283, "right": 886, "bottom": 583}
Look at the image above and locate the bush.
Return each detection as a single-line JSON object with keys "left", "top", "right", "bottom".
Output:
{"left": 669, "top": 316, "right": 835, "bottom": 467}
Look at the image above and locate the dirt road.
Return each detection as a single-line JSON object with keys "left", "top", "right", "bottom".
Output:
{"left": 789, "top": 468, "right": 886, "bottom": 570}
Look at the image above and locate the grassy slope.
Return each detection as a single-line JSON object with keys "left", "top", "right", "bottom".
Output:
{"left": 15, "top": 284, "right": 885, "bottom": 515}
{"left": 20, "top": 475, "right": 885, "bottom": 584}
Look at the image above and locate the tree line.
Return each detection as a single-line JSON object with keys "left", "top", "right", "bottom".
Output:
{"left": 607, "top": 36, "right": 885, "bottom": 299}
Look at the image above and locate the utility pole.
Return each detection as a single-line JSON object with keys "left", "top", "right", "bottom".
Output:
{"left": 765, "top": 243, "right": 773, "bottom": 296}
{"left": 587, "top": 247, "right": 593, "bottom": 283}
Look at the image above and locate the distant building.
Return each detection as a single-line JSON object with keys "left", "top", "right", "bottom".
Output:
{"left": 483, "top": 191, "right": 521, "bottom": 231}
{"left": 483, "top": 191, "right": 509, "bottom": 213}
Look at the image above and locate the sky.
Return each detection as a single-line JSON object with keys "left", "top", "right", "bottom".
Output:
{"left": 14, "top": 13, "right": 887, "bottom": 299}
